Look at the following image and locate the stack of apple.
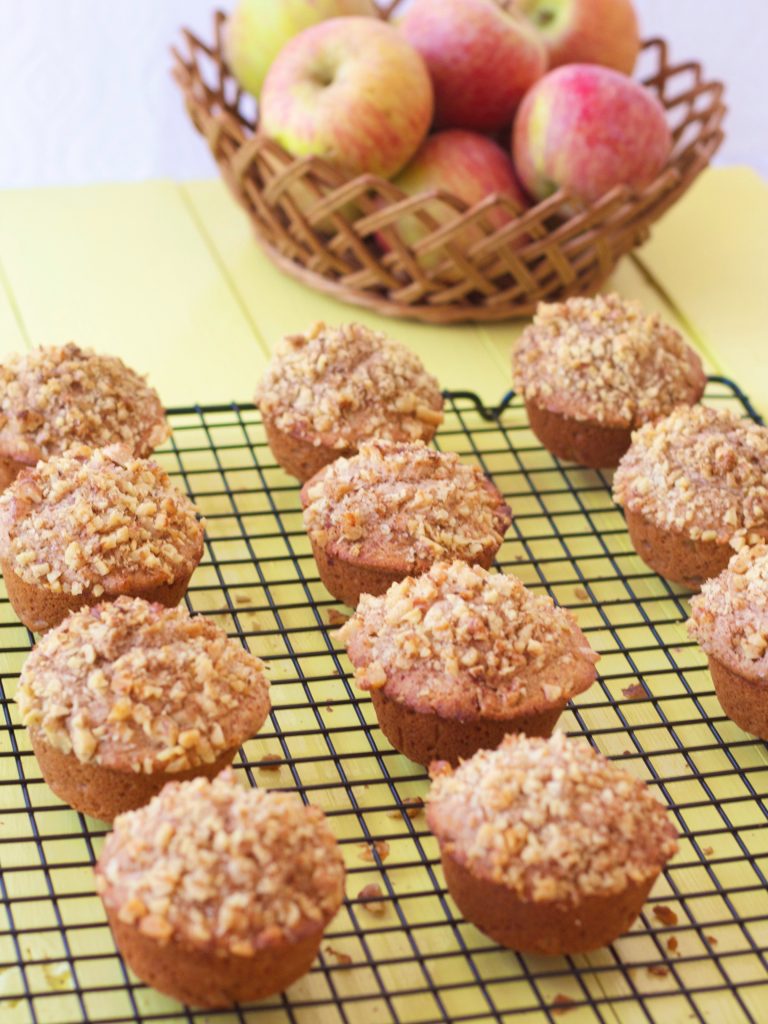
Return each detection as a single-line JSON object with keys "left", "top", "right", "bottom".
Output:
{"left": 225, "top": 0, "right": 672, "bottom": 265}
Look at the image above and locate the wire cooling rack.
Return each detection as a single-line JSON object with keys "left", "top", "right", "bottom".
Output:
{"left": 1, "top": 380, "right": 767, "bottom": 1024}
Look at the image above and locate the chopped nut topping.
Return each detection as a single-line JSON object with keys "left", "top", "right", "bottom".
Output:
{"left": 17, "top": 597, "right": 270, "bottom": 772}
{"left": 302, "top": 440, "right": 511, "bottom": 571}
{"left": 95, "top": 770, "right": 345, "bottom": 953}
{"left": 341, "top": 562, "right": 598, "bottom": 716}
{"left": 0, "top": 342, "right": 169, "bottom": 465}
{"left": 688, "top": 543, "right": 768, "bottom": 681}
{"left": 426, "top": 733, "right": 678, "bottom": 903}
{"left": 513, "top": 295, "right": 705, "bottom": 427}
{"left": 0, "top": 444, "right": 204, "bottom": 595}
{"left": 613, "top": 405, "right": 768, "bottom": 548}
{"left": 652, "top": 905, "right": 679, "bottom": 927}
{"left": 256, "top": 322, "right": 443, "bottom": 449}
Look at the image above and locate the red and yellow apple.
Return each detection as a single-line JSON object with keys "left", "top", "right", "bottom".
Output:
{"left": 260, "top": 17, "right": 434, "bottom": 179}
{"left": 382, "top": 130, "right": 529, "bottom": 273}
{"left": 224, "top": 0, "right": 377, "bottom": 98}
{"left": 399, "top": 0, "right": 546, "bottom": 134}
{"left": 513, "top": 64, "right": 672, "bottom": 205}
{"left": 515, "top": 0, "right": 640, "bottom": 74}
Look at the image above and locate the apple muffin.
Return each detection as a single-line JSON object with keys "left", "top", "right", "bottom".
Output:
{"left": 688, "top": 544, "right": 768, "bottom": 739}
{"left": 95, "top": 769, "right": 346, "bottom": 1007}
{"left": 17, "top": 596, "right": 270, "bottom": 820}
{"left": 301, "top": 439, "right": 512, "bottom": 606}
{"left": 340, "top": 561, "right": 599, "bottom": 764}
{"left": 256, "top": 321, "right": 444, "bottom": 481}
{"left": 512, "top": 294, "right": 706, "bottom": 467}
{"left": 613, "top": 405, "right": 768, "bottom": 589}
{"left": 0, "top": 342, "right": 169, "bottom": 491}
{"left": 427, "top": 733, "right": 678, "bottom": 954}
{"left": 0, "top": 444, "right": 205, "bottom": 632}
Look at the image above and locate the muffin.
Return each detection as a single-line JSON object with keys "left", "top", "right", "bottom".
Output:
{"left": 256, "top": 321, "right": 443, "bottom": 481}
{"left": 688, "top": 544, "right": 768, "bottom": 739}
{"left": 0, "top": 342, "right": 169, "bottom": 490}
{"left": 0, "top": 443, "right": 205, "bottom": 632}
{"left": 95, "top": 769, "right": 346, "bottom": 1007}
{"left": 301, "top": 439, "right": 512, "bottom": 607}
{"left": 16, "top": 596, "right": 270, "bottom": 820}
{"left": 613, "top": 405, "right": 768, "bottom": 590}
{"left": 512, "top": 294, "right": 706, "bottom": 468}
{"left": 427, "top": 733, "right": 678, "bottom": 955}
{"left": 339, "top": 561, "right": 599, "bottom": 765}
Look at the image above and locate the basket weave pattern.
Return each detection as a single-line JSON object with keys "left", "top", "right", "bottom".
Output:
{"left": 172, "top": 4, "right": 725, "bottom": 323}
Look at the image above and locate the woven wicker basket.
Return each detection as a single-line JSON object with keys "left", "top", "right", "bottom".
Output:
{"left": 172, "top": 4, "right": 725, "bottom": 324}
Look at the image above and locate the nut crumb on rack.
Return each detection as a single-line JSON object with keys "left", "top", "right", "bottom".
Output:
{"left": 688, "top": 544, "right": 768, "bottom": 681}
{"left": 340, "top": 561, "right": 598, "bottom": 716}
{"left": 512, "top": 294, "right": 705, "bottom": 427}
{"left": 357, "top": 884, "right": 386, "bottom": 915}
{"left": 256, "top": 322, "right": 443, "bottom": 448}
{"left": 0, "top": 444, "right": 204, "bottom": 596}
{"left": 17, "top": 597, "right": 269, "bottom": 773}
{"left": 0, "top": 342, "right": 169, "bottom": 464}
{"left": 358, "top": 840, "right": 390, "bottom": 863}
{"left": 302, "top": 440, "right": 511, "bottom": 570}
{"left": 96, "top": 770, "right": 345, "bottom": 953}
{"left": 427, "top": 733, "right": 678, "bottom": 903}
{"left": 652, "top": 905, "right": 678, "bottom": 927}
{"left": 613, "top": 405, "right": 768, "bottom": 548}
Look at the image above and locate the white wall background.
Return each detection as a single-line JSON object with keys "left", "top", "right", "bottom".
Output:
{"left": 0, "top": 0, "right": 765, "bottom": 189}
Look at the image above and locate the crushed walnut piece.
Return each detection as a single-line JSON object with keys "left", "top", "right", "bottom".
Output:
{"left": 340, "top": 562, "right": 599, "bottom": 717}
{"left": 256, "top": 321, "right": 443, "bottom": 450}
{"left": 613, "top": 405, "right": 768, "bottom": 549}
{"left": 426, "top": 732, "right": 678, "bottom": 903}
{"left": 17, "top": 596, "right": 269, "bottom": 773}
{"left": 0, "top": 444, "right": 204, "bottom": 597}
{"left": 302, "top": 440, "right": 512, "bottom": 570}
{"left": 0, "top": 342, "right": 169, "bottom": 465}
{"left": 95, "top": 770, "right": 345, "bottom": 954}
{"left": 512, "top": 295, "right": 705, "bottom": 428}
{"left": 688, "top": 544, "right": 768, "bottom": 682}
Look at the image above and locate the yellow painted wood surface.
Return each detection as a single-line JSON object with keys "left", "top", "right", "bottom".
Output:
{"left": 0, "top": 167, "right": 767, "bottom": 1024}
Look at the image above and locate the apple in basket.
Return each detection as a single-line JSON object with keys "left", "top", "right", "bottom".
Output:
{"left": 514, "top": 0, "right": 640, "bottom": 74}
{"left": 513, "top": 64, "right": 672, "bottom": 205}
{"left": 224, "top": 0, "right": 378, "bottom": 98}
{"left": 260, "top": 17, "right": 434, "bottom": 179}
{"left": 382, "top": 130, "right": 529, "bottom": 275}
{"left": 398, "top": 0, "right": 546, "bottom": 134}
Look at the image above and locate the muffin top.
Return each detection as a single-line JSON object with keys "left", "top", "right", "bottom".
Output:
{"left": 341, "top": 561, "right": 599, "bottom": 716}
{"left": 0, "top": 343, "right": 169, "bottom": 465}
{"left": 17, "top": 597, "right": 269, "bottom": 772}
{"left": 256, "top": 321, "right": 443, "bottom": 450}
{"left": 427, "top": 733, "right": 678, "bottom": 903}
{"left": 512, "top": 294, "right": 706, "bottom": 428}
{"left": 688, "top": 544, "right": 768, "bottom": 683}
{"left": 0, "top": 444, "right": 204, "bottom": 597}
{"left": 302, "top": 440, "right": 511, "bottom": 571}
{"left": 613, "top": 405, "right": 768, "bottom": 548}
{"left": 96, "top": 770, "right": 346, "bottom": 953}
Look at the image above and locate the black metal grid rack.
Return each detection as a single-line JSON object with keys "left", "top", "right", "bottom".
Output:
{"left": 1, "top": 380, "right": 767, "bottom": 1024}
